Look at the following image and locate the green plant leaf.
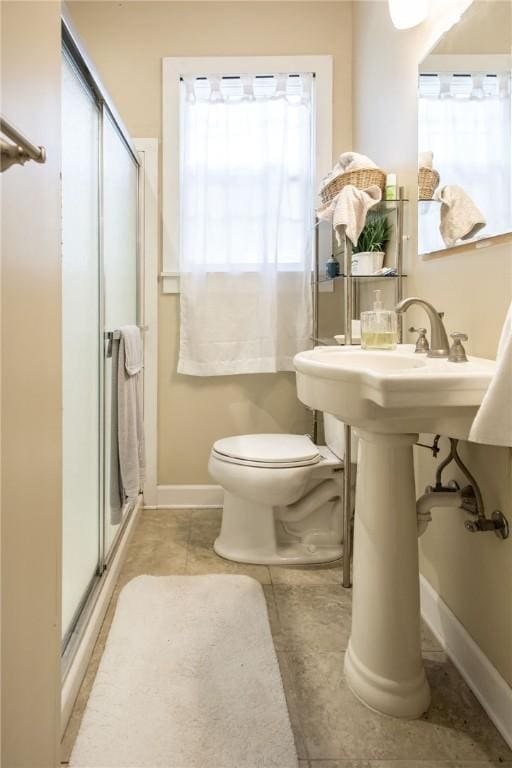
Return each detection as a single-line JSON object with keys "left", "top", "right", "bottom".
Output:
{"left": 353, "top": 213, "right": 392, "bottom": 254}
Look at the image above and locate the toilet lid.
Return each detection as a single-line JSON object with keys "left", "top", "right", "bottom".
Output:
{"left": 212, "top": 434, "right": 321, "bottom": 467}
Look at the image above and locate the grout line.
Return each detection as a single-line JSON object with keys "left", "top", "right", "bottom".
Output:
{"left": 183, "top": 509, "right": 193, "bottom": 572}
{"left": 279, "top": 650, "right": 312, "bottom": 763}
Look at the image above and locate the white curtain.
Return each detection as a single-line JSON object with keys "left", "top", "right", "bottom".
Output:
{"left": 419, "top": 72, "right": 512, "bottom": 253}
{"left": 178, "top": 73, "right": 314, "bottom": 376}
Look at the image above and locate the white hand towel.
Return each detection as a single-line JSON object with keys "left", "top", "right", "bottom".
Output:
{"left": 469, "top": 303, "right": 512, "bottom": 447}
{"left": 117, "top": 326, "right": 145, "bottom": 505}
{"left": 317, "top": 184, "right": 382, "bottom": 247}
{"left": 419, "top": 150, "right": 433, "bottom": 169}
{"left": 435, "top": 185, "right": 486, "bottom": 247}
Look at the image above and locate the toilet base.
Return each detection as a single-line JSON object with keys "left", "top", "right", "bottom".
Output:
{"left": 214, "top": 490, "right": 343, "bottom": 566}
{"left": 214, "top": 537, "right": 343, "bottom": 566}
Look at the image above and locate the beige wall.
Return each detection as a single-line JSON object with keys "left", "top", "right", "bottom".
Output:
{"left": 353, "top": 0, "right": 512, "bottom": 686}
{"left": 67, "top": 0, "right": 353, "bottom": 484}
{"left": 1, "top": 2, "right": 62, "bottom": 765}
{"left": 433, "top": 0, "right": 511, "bottom": 55}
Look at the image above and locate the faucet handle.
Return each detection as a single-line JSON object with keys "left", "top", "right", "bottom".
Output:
{"left": 448, "top": 332, "right": 468, "bottom": 363}
{"left": 409, "top": 326, "right": 429, "bottom": 353}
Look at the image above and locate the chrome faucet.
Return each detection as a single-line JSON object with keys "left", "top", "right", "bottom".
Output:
{"left": 395, "top": 297, "right": 450, "bottom": 358}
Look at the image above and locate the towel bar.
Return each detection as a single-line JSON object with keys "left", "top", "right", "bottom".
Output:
{"left": 104, "top": 326, "right": 148, "bottom": 341}
{"left": 1, "top": 116, "right": 46, "bottom": 172}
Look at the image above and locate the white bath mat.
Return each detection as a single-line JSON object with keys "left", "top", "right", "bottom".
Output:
{"left": 70, "top": 575, "right": 298, "bottom": 768}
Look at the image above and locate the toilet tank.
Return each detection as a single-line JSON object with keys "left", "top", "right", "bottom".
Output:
{"left": 323, "top": 413, "right": 358, "bottom": 463}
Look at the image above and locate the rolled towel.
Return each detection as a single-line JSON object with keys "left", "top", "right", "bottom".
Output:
{"left": 435, "top": 185, "right": 486, "bottom": 247}
{"left": 469, "top": 302, "right": 512, "bottom": 447}
{"left": 338, "top": 151, "right": 378, "bottom": 173}
{"left": 317, "top": 184, "right": 382, "bottom": 247}
{"left": 419, "top": 150, "right": 433, "bottom": 169}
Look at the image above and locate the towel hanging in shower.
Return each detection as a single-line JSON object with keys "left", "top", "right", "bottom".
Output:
{"left": 111, "top": 326, "right": 145, "bottom": 523}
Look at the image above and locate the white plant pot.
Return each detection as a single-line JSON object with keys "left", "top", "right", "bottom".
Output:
{"left": 352, "top": 251, "right": 385, "bottom": 275}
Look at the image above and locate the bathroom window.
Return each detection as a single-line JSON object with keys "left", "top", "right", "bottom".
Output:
{"left": 162, "top": 56, "right": 333, "bottom": 292}
{"left": 162, "top": 57, "right": 332, "bottom": 375}
{"left": 180, "top": 72, "right": 314, "bottom": 272}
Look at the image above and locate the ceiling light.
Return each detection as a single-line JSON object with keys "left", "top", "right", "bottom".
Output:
{"left": 388, "top": 0, "right": 428, "bottom": 30}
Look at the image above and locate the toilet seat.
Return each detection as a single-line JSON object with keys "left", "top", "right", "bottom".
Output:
{"left": 212, "top": 434, "right": 321, "bottom": 469}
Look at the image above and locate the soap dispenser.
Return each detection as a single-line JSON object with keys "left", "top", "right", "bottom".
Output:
{"left": 360, "top": 290, "right": 397, "bottom": 350}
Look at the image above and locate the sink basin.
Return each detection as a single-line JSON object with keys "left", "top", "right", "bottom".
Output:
{"left": 294, "top": 344, "right": 496, "bottom": 438}
{"left": 293, "top": 343, "right": 497, "bottom": 721}
{"left": 303, "top": 349, "right": 428, "bottom": 371}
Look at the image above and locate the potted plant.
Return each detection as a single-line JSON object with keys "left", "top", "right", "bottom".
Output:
{"left": 352, "top": 213, "right": 392, "bottom": 274}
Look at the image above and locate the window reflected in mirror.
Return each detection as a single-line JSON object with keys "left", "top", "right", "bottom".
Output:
{"left": 417, "top": 1, "right": 511, "bottom": 256}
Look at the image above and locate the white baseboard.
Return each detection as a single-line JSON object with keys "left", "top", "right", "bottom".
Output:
{"left": 61, "top": 499, "right": 142, "bottom": 735}
{"left": 155, "top": 484, "right": 223, "bottom": 508}
{"left": 420, "top": 574, "right": 512, "bottom": 750}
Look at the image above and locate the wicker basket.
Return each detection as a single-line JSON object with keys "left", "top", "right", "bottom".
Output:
{"left": 321, "top": 168, "right": 386, "bottom": 205}
{"left": 418, "top": 167, "right": 440, "bottom": 200}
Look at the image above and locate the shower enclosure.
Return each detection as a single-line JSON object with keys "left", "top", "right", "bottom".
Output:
{"left": 61, "top": 22, "right": 141, "bottom": 660}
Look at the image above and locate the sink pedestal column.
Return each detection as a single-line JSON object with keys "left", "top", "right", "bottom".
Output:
{"left": 344, "top": 430, "right": 431, "bottom": 719}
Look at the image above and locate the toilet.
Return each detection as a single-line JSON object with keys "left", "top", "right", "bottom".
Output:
{"left": 208, "top": 414, "right": 357, "bottom": 565}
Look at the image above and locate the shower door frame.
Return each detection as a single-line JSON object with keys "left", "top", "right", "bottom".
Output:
{"left": 61, "top": 17, "right": 142, "bottom": 668}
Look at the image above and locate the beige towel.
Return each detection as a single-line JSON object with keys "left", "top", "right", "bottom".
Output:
{"left": 317, "top": 184, "right": 382, "bottom": 246}
{"left": 436, "top": 185, "right": 486, "bottom": 247}
{"left": 117, "top": 326, "right": 145, "bottom": 510}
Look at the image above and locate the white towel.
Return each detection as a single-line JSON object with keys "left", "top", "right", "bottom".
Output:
{"left": 117, "top": 326, "right": 145, "bottom": 507}
{"left": 435, "top": 185, "right": 487, "bottom": 247}
{"left": 469, "top": 303, "right": 512, "bottom": 447}
{"left": 338, "top": 151, "right": 378, "bottom": 173}
{"left": 419, "top": 150, "right": 433, "bottom": 169}
{"left": 317, "top": 184, "right": 382, "bottom": 247}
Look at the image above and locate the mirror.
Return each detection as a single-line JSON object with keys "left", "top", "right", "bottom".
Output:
{"left": 417, "top": 1, "right": 512, "bottom": 256}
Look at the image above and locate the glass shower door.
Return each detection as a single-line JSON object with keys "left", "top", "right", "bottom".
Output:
{"left": 61, "top": 37, "right": 141, "bottom": 654}
{"left": 61, "top": 53, "right": 101, "bottom": 641}
{"left": 102, "top": 110, "right": 139, "bottom": 558}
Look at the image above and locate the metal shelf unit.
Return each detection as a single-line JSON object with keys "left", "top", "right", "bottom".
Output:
{"left": 312, "top": 189, "right": 408, "bottom": 587}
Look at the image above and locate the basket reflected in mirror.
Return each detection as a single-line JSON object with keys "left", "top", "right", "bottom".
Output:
{"left": 418, "top": 167, "right": 440, "bottom": 200}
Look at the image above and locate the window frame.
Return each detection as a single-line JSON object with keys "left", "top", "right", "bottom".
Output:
{"left": 162, "top": 55, "right": 333, "bottom": 293}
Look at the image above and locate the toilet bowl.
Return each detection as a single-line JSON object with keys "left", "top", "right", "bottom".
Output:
{"left": 208, "top": 414, "right": 357, "bottom": 565}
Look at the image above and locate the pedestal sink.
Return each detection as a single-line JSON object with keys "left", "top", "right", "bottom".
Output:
{"left": 293, "top": 344, "right": 496, "bottom": 719}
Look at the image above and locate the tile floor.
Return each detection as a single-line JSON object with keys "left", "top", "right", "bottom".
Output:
{"left": 61, "top": 509, "right": 512, "bottom": 768}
